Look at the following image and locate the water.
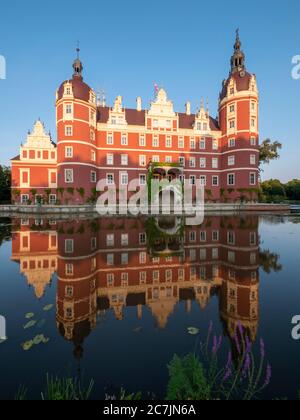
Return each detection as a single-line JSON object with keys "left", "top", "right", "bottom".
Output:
{"left": 0, "top": 214, "right": 299, "bottom": 400}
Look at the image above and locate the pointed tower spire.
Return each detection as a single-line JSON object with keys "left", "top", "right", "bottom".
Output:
{"left": 230, "top": 28, "right": 246, "bottom": 75}
{"left": 73, "top": 42, "right": 83, "bottom": 79}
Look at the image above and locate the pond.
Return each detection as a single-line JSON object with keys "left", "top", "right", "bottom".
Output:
{"left": 0, "top": 214, "right": 299, "bottom": 400}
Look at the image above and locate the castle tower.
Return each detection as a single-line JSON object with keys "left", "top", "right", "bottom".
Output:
{"left": 56, "top": 48, "right": 98, "bottom": 204}
{"left": 218, "top": 30, "right": 260, "bottom": 202}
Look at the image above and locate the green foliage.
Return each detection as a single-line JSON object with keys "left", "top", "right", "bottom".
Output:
{"left": 285, "top": 179, "right": 300, "bottom": 201}
{"left": 76, "top": 187, "right": 85, "bottom": 198}
{"left": 41, "top": 375, "right": 94, "bottom": 401}
{"left": 259, "top": 139, "right": 282, "bottom": 166}
{"left": 0, "top": 166, "right": 11, "bottom": 203}
{"left": 166, "top": 354, "right": 211, "bottom": 400}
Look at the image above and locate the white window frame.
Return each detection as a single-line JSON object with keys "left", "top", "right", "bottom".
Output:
{"left": 65, "top": 169, "right": 73, "bottom": 183}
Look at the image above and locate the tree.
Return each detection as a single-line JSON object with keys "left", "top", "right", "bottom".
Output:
{"left": 285, "top": 179, "right": 300, "bottom": 201}
{"left": 259, "top": 139, "right": 282, "bottom": 167}
{"left": 260, "top": 179, "right": 286, "bottom": 198}
{"left": 0, "top": 166, "right": 11, "bottom": 203}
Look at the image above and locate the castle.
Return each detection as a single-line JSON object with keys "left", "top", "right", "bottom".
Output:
{"left": 11, "top": 31, "right": 259, "bottom": 205}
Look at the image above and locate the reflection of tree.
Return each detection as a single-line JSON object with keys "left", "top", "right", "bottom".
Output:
{"left": 259, "top": 249, "right": 282, "bottom": 274}
{"left": 0, "top": 218, "right": 11, "bottom": 247}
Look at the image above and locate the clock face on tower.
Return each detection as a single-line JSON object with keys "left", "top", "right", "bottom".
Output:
{"left": 240, "top": 70, "right": 246, "bottom": 77}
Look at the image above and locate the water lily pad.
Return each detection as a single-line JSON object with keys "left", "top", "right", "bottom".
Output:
{"left": 25, "top": 313, "right": 35, "bottom": 319}
{"left": 33, "top": 334, "right": 45, "bottom": 345}
{"left": 42, "top": 337, "right": 50, "bottom": 344}
{"left": 187, "top": 327, "right": 200, "bottom": 336}
{"left": 43, "top": 304, "right": 53, "bottom": 312}
{"left": 22, "top": 340, "right": 34, "bottom": 351}
{"left": 23, "top": 320, "right": 37, "bottom": 330}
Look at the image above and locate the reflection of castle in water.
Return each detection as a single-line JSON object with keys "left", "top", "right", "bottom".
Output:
{"left": 11, "top": 215, "right": 260, "bottom": 357}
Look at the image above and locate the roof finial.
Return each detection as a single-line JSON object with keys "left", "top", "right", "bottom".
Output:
{"left": 231, "top": 28, "right": 245, "bottom": 74}
{"left": 73, "top": 42, "right": 83, "bottom": 79}
{"left": 76, "top": 41, "right": 80, "bottom": 59}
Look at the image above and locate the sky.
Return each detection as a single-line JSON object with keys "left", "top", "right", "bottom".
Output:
{"left": 0, "top": 0, "right": 299, "bottom": 182}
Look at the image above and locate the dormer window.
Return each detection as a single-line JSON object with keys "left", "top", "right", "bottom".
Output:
{"left": 196, "top": 122, "right": 201, "bottom": 131}
{"left": 230, "top": 88, "right": 234, "bottom": 95}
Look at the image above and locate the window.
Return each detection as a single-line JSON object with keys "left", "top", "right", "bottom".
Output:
{"left": 49, "top": 194, "right": 56, "bottom": 205}
{"left": 228, "top": 173, "right": 235, "bottom": 186}
{"left": 251, "top": 119, "right": 256, "bottom": 128}
{"left": 65, "top": 239, "right": 74, "bottom": 254}
{"left": 120, "top": 172, "right": 128, "bottom": 186}
{"left": 65, "top": 147, "right": 73, "bottom": 158}
{"left": 228, "top": 231, "right": 235, "bottom": 245}
{"left": 196, "top": 122, "right": 201, "bottom": 131}
{"left": 189, "top": 231, "right": 196, "bottom": 242}
{"left": 152, "top": 136, "right": 159, "bottom": 147}
{"left": 65, "top": 169, "right": 73, "bottom": 183}
{"left": 139, "top": 135, "right": 146, "bottom": 147}
{"left": 139, "top": 174, "right": 146, "bottom": 185}
{"left": 65, "top": 126, "right": 73, "bottom": 136}
{"left": 229, "top": 120, "right": 235, "bottom": 129}
{"left": 139, "top": 252, "right": 147, "bottom": 264}
{"left": 213, "top": 139, "right": 218, "bottom": 150}
{"left": 107, "top": 133, "right": 114, "bottom": 145}
{"left": 106, "top": 234, "right": 114, "bottom": 247}
{"left": 90, "top": 130, "right": 95, "bottom": 141}
{"left": 200, "top": 138, "right": 206, "bottom": 149}
{"left": 189, "top": 157, "right": 196, "bottom": 168}
{"left": 21, "top": 194, "right": 29, "bottom": 204}
{"left": 190, "top": 138, "right": 196, "bottom": 149}
{"left": 65, "top": 265, "right": 74, "bottom": 276}
{"left": 165, "top": 156, "right": 172, "bottom": 163}
{"left": 212, "top": 230, "right": 219, "bottom": 241}
{"left": 91, "top": 150, "right": 96, "bottom": 162}
{"left": 122, "top": 273, "right": 129, "bottom": 286}
{"left": 200, "top": 175, "right": 206, "bottom": 186}
{"left": 200, "top": 231, "right": 206, "bottom": 242}
{"left": 152, "top": 155, "right": 159, "bottom": 163}
{"left": 107, "top": 254, "right": 114, "bottom": 266}
{"left": 251, "top": 102, "right": 256, "bottom": 112}
{"left": 212, "top": 176, "right": 219, "bottom": 186}
{"left": 229, "top": 138, "right": 236, "bottom": 147}
{"left": 139, "top": 155, "right": 146, "bottom": 167}
{"left": 153, "top": 119, "right": 159, "bottom": 128}
{"left": 139, "top": 233, "right": 147, "bottom": 245}
{"left": 121, "top": 253, "right": 128, "bottom": 265}
{"left": 121, "top": 154, "right": 128, "bottom": 166}
{"left": 250, "top": 232, "right": 257, "bottom": 246}
{"left": 228, "top": 156, "right": 235, "bottom": 166}
{"left": 140, "top": 271, "right": 147, "bottom": 284}
{"left": 250, "top": 172, "right": 256, "bottom": 185}
{"left": 250, "top": 137, "right": 256, "bottom": 146}
{"left": 230, "top": 88, "right": 234, "bottom": 95}
{"left": 250, "top": 155, "right": 256, "bottom": 165}
{"left": 90, "top": 171, "right": 97, "bottom": 183}
{"left": 200, "top": 158, "right": 206, "bottom": 168}
{"left": 121, "top": 134, "right": 128, "bottom": 146}
{"left": 65, "top": 104, "right": 73, "bottom": 115}
{"left": 189, "top": 175, "right": 196, "bottom": 185}
{"left": 179, "top": 156, "right": 185, "bottom": 167}
{"left": 212, "top": 248, "right": 219, "bottom": 259}
{"left": 229, "top": 104, "right": 235, "bottom": 113}
{"left": 166, "top": 137, "right": 172, "bottom": 148}
{"left": 121, "top": 234, "right": 128, "bottom": 246}
{"left": 91, "top": 237, "right": 97, "bottom": 250}
{"left": 107, "top": 154, "right": 114, "bottom": 165}
{"left": 178, "top": 137, "right": 184, "bottom": 149}
{"left": 106, "top": 174, "right": 114, "bottom": 185}
{"left": 107, "top": 273, "right": 114, "bottom": 286}
{"left": 212, "top": 158, "right": 218, "bottom": 169}
{"left": 166, "top": 120, "right": 172, "bottom": 129}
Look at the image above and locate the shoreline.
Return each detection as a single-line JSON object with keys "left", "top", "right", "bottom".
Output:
{"left": 0, "top": 203, "right": 291, "bottom": 218}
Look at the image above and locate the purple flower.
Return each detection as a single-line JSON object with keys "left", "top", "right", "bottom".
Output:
{"left": 212, "top": 335, "right": 218, "bottom": 354}
{"left": 260, "top": 339, "right": 265, "bottom": 359}
{"left": 245, "top": 335, "right": 252, "bottom": 354}
{"left": 237, "top": 321, "right": 244, "bottom": 336}
{"left": 264, "top": 363, "right": 272, "bottom": 387}
{"left": 226, "top": 351, "right": 232, "bottom": 370}
{"left": 242, "top": 353, "right": 251, "bottom": 377}
{"left": 234, "top": 333, "right": 241, "bottom": 354}
{"left": 223, "top": 368, "right": 232, "bottom": 382}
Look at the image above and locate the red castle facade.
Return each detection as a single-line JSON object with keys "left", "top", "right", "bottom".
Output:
{"left": 11, "top": 31, "right": 259, "bottom": 205}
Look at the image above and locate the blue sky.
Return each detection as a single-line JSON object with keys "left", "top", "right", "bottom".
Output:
{"left": 0, "top": 0, "right": 299, "bottom": 181}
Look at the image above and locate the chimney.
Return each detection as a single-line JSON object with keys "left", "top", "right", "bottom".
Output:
{"left": 136, "top": 96, "right": 142, "bottom": 111}
{"left": 185, "top": 101, "right": 191, "bottom": 115}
